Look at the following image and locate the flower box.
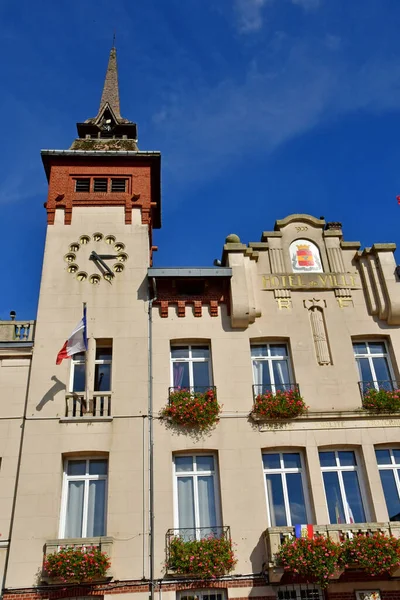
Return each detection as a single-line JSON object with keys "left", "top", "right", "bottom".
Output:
{"left": 42, "top": 545, "right": 111, "bottom": 584}
{"left": 339, "top": 532, "right": 400, "bottom": 576}
{"left": 251, "top": 388, "right": 308, "bottom": 420}
{"left": 160, "top": 388, "right": 220, "bottom": 430}
{"left": 166, "top": 534, "right": 236, "bottom": 578}
{"left": 363, "top": 388, "right": 400, "bottom": 412}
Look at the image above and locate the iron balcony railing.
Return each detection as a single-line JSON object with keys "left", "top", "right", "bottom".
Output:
{"left": 358, "top": 380, "right": 399, "bottom": 400}
{"left": 65, "top": 392, "right": 112, "bottom": 418}
{"left": 166, "top": 526, "right": 231, "bottom": 566}
{"left": 168, "top": 386, "right": 217, "bottom": 404}
{"left": 252, "top": 383, "right": 300, "bottom": 402}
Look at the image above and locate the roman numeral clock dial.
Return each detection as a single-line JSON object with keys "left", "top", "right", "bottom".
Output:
{"left": 64, "top": 233, "right": 128, "bottom": 284}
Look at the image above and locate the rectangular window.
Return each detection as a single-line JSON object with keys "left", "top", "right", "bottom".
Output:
{"left": 61, "top": 458, "right": 107, "bottom": 538}
{"left": 111, "top": 178, "right": 127, "bottom": 192}
{"left": 178, "top": 592, "right": 226, "bottom": 600}
{"left": 95, "top": 345, "right": 112, "bottom": 391}
{"left": 375, "top": 448, "right": 400, "bottom": 521}
{"left": 93, "top": 178, "right": 108, "bottom": 192}
{"left": 262, "top": 452, "right": 309, "bottom": 526}
{"left": 171, "top": 345, "right": 212, "bottom": 391}
{"left": 174, "top": 454, "right": 220, "bottom": 539}
{"left": 70, "top": 352, "right": 85, "bottom": 392}
{"left": 251, "top": 343, "right": 294, "bottom": 393}
{"left": 277, "top": 587, "right": 323, "bottom": 600}
{"left": 75, "top": 178, "right": 90, "bottom": 192}
{"left": 353, "top": 341, "right": 395, "bottom": 391}
{"left": 319, "top": 450, "right": 367, "bottom": 524}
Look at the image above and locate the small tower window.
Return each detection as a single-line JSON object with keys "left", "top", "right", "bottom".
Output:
{"left": 111, "top": 179, "right": 127, "bottom": 193}
{"left": 93, "top": 178, "right": 108, "bottom": 192}
{"left": 75, "top": 178, "right": 90, "bottom": 192}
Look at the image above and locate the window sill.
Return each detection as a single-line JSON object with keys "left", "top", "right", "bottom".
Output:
{"left": 59, "top": 416, "right": 113, "bottom": 423}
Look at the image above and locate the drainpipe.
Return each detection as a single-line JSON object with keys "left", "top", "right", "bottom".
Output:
{"left": 148, "top": 277, "right": 157, "bottom": 600}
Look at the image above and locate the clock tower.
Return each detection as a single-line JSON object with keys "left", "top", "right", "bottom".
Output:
{"left": 5, "top": 47, "right": 161, "bottom": 587}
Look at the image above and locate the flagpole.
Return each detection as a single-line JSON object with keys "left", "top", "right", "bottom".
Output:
{"left": 83, "top": 302, "right": 89, "bottom": 409}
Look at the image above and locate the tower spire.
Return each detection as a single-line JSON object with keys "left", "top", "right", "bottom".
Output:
{"left": 99, "top": 45, "right": 121, "bottom": 120}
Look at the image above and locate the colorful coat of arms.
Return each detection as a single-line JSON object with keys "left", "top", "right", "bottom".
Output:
{"left": 296, "top": 244, "right": 314, "bottom": 267}
{"left": 289, "top": 238, "right": 323, "bottom": 273}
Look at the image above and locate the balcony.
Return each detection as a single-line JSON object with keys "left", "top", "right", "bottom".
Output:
{"left": 0, "top": 319, "right": 35, "bottom": 343}
{"left": 264, "top": 522, "right": 400, "bottom": 583}
{"left": 165, "top": 526, "right": 234, "bottom": 578}
{"left": 42, "top": 536, "right": 113, "bottom": 583}
{"left": 252, "top": 383, "right": 300, "bottom": 401}
{"left": 65, "top": 392, "right": 112, "bottom": 418}
{"left": 251, "top": 384, "right": 306, "bottom": 421}
{"left": 168, "top": 386, "right": 217, "bottom": 403}
{"left": 359, "top": 380, "right": 400, "bottom": 412}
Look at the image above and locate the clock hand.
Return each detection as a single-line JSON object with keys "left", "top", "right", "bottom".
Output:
{"left": 89, "top": 251, "right": 112, "bottom": 277}
{"left": 97, "top": 254, "right": 119, "bottom": 259}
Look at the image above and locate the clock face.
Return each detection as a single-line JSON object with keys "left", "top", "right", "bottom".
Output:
{"left": 64, "top": 232, "right": 128, "bottom": 284}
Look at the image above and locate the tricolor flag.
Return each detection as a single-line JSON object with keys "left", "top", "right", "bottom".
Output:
{"left": 56, "top": 306, "right": 88, "bottom": 365}
{"left": 294, "top": 524, "right": 314, "bottom": 539}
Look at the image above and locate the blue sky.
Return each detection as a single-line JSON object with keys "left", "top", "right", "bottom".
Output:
{"left": 1, "top": 0, "right": 400, "bottom": 319}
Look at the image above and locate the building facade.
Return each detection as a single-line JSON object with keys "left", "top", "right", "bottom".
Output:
{"left": 1, "top": 46, "right": 400, "bottom": 600}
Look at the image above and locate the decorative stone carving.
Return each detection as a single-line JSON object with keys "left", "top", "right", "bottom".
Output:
{"left": 304, "top": 299, "right": 332, "bottom": 365}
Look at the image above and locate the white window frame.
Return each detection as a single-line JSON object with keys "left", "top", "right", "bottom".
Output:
{"left": 170, "top": 344, "right": 212, "bottom": 389}
{"left": 251, "top": 342, "right": 294, "bottom": 393}
{"left": 319, "top": 449, "right": 370, "bottom": 524}
{"left": 375, "top": 447, "right": 400, "bottom": 516}
{"left": 262, "top": 451, "right": 311, "bottom": 526}
{"left": 94, "top": 345, "right": 112, "bottom": 392}
{"left": 59, "top": 457, "right": 108, "bottom": 539}
{"left": 353, "top": 340, "right": 396, "bottom": 390}
{"left": 69, "top": 352, "right": 85, "bottom": 393}
{"left": 277, "top": 586, "right": 323, "bottom": 600}
{"left": 177, "top": 591, "right": 227, "bottom": 600}
{"left": 173, "top": 454, "right": 222, "bottom": 539}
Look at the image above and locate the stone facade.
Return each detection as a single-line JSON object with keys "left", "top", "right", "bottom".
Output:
{"left": 1, "top": 47, "right": 400, "bottom": 600}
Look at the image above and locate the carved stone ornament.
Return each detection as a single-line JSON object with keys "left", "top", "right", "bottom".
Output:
{"left": 304, "top": 298, "right": 332, "bottom": 365}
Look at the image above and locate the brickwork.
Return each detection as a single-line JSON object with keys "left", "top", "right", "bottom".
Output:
{"left": 154, "top": 278, "right": 230, "bottom": 318}
{"left": 43, "top": 156, "right": 160, "bottom": 229}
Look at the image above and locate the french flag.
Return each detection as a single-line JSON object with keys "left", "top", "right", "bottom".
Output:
{"left": 56, "top": 307, "right": 88, "bottom": 365}
{"left": 295, "top": 524, "right": 314, "bottom": 539}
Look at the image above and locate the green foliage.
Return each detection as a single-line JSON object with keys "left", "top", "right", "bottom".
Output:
{"left": 167, "top": 534, "right": 236, "bottom": 578}
{"left": 43, "top": 546, "right": 110, "bottom": 583}
{"left": 160, "top": 388, "right": 220, "bottom": 430}
{"left": 252, "top": 389, "right": 308, "bottom": 419}
{"left": 363, "top": 387, "right": 400, "bottom": 412}
{"left": 339, "top": 532, "right": 400, "bottom": 576}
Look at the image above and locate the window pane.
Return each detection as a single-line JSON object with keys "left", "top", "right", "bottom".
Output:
{"left": 319, "top": 451, "right": 336, "bottom": 467}
{"left": 95, "top": 363, "right": 111, "bottom": 391}
{"left": 251, "top": 346, "right": 267, "bottom": 357}
{"left": 192, "top": 347, "right": 210, "bottom": 359}
{"left": 375, "top": 449, "right": 392, "bottom": 465}
{"left": 379, "top": 470, "right": 400, "bottom": 521}
{"left": 198, "top": 475, "right": 217, "bottom": 535}
{"left": 196, "top": 456, "right": 214, "bottom": 472}
{"left": 283, "top": 453, "right": 301, "bottom": 469}
{"left": 67, "top": 460, "right": 86, "bottom": 476}
{"left": 270, "top": 344, "right": 288, "bottom": 357}
{"left": 87, "top": 479, "right": 106, "bottom": 536}
{"left": 323, "top": 471, "right": 345, "bottom": 524}
{"left": 96, "top": 348, "right": 112, "bottom": 361}
{"left": 372, "top": 356, "right": 391, "bottom": 382}
{"left": 338, "top": 451, "right": 356, "bottom": 467}
{"left": 173, "top": 362, "right": 190, "bottom": 389}
{"left": 192, "top": 362, "right": 210, "bottom": 388}
{"left": 177, "top": 476, "right": 195, "bottom": 535}
{"left": 175, "top": 456, "right": 193, "bottom": 472}
{"left": 369, "top": 342, "right": 386, "bottom": 354}
{"left": 89, "top": 459, "right": 108, "bottom": 475}
{"left": 253, "top": 360, "right": 271, "bottom": 390}
{"left": 93, "top": 178, "right": 108, "bottom": 192}
{"left": 393, "top": 450, "right": 400, "bottom": 464}
{"left": 353, "top": 342, "right": 367, "bottom": 355}
{"left": 65, "top": 480, "right": 84, "bottom": 537}
{"left": 263, "top": 453, "right": 281, "bottom": 470}
{"left": 266, "top": 474, "right": 287, "bottom": 526}
{"left": 357, "top": 358, "right": 373, "bottom": 383}
{"left": 72, "top": 363, "right": 86, "bottom": 392}
{"left": 342, "top": 471, "right": 366, "bottom": 522}
{"left": 272, "top": 360, "right": 290, "bottom": 387}
{"left": 286, "top": 472, "right": 307, "bottom": 524}
{"left": 171, "top": 347, "right": 190, "bottom": 359}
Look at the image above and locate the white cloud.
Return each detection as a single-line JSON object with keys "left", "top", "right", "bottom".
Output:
{"left": 291, "top": 0, "right": 320, "bottom": 10}
{"left": 234, "top": 0, "right": 270, "bottom": 33}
